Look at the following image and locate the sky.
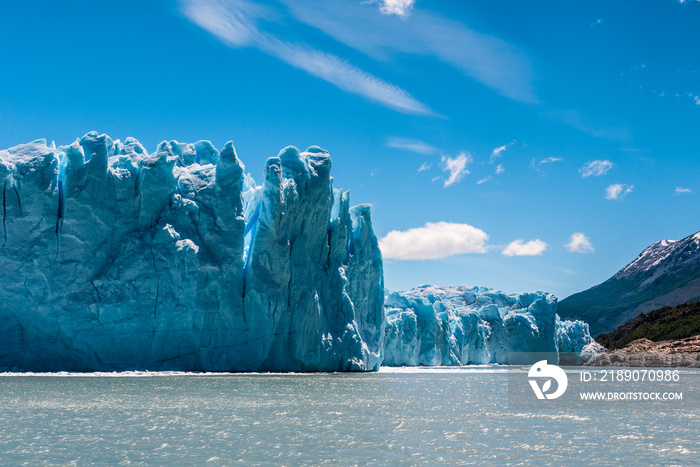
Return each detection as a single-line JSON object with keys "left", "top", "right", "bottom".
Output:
{"left": 1, "top": 0, "right": 699, "bottom": 299}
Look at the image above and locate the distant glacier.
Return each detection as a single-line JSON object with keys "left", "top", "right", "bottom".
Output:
{"left": 383, "top": 285, "right": 596, "bottom": 366}
{"left": 0, "top": 134, "right": 593, "bottom": 372}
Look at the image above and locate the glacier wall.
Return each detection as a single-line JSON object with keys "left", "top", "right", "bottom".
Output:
{"left": 0, "top": 133, "right": 384, "bottom": 372}
{"left": 383, "top": 285, "right": 594, "bottom": 366}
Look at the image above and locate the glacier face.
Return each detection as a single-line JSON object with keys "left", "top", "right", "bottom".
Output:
{"left": 383, "top": 285, "right": 595, "bottom": 366}
{"left": 0, "top": 133, "right": 384, "bottom": 372}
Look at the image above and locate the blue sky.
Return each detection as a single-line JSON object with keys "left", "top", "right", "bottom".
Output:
{"left": 1, "top": 0, "right": 699, "bottom": 299}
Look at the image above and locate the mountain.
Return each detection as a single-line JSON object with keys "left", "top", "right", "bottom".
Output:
{"left": 595, "top": 301, "right": 700, "bottom": 349}
{"left": 558, "top": 231, "right": 700, "bottom": 336}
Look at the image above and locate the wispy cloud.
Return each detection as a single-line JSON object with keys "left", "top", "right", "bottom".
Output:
{"left": 565, "top": 232, "right": 594, "bottom": 254}
{"left": 441, "top": 152, "right": 472, "bottom": 187}
{"left": 606, "top": 183, "right": 634, "bottom": 200}
{"left": 530, "top": 157, "right": 562, "bottom": 177}
{"left": 550, "top": 109, "right": 631, "bottom": 140}
{"left": 490, "top": 142, "right": 514, "bottom": 162}
{"left": 479, "top": 164, "right": 505, "bottom": 184}
{"left": 502, "top": 239, "right": 548, "bottom": 257}
{"left": 418, "top": 161, "right": 431, "bottom": 172}
{"left": 540, "top": 156, "right": 563, "bottom": 164}
{"left": 266, "top": 39, "right": 434, "bottom": 115}
{"left": 590, "top": 18, "right": 604, "bottom": 27}
{"left": 386, "top": 137, "right": 438, "bottom": 154}
{"left": 626, "top": 63, "right": 700, "bottom": 108}
{"left": 181, "top": 0, "right": 266, "bottom": 47}
{"left": 280, "top": 0, "right": 536, "bottom": 103}
{"left": 379, "top": 221, "right": 488, "bottom": 260}
{"left": 580, "top": 160, "right": 613, "bottom": 178}
{"left": 180, "top": 0, "right": 433, "bottom": 115}
{"left": 675, "top": 186, "right": 692, "bottom": 195}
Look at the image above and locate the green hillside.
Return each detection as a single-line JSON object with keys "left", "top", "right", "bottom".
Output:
{"left": 558, "top": 266, "right": 700, "bottom": 336}
{"left": 595, "top": 302, "right": 700, "bottom": 349}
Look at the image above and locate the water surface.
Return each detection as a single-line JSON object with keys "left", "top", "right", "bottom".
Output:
{"left": 0, "top": 367, "right": 697, "bottom": 465}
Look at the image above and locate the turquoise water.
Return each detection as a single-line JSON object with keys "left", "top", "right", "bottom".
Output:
{"left": 0, "top": 368, "right": 697, "bottom": 465}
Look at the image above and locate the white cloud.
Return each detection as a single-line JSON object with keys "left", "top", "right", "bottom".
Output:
{"left": 502, "top": 239, "right": 548, "bottom": 257}
{"left": 579, "top": 160, "right": 613, "bottom": 177}
{"left": 262, "top": 37, "right": 434, "bottom": 115}
{"left": 489, "top": 142, "right": 515, "bottom": 162}
{"left": 181, "top": 0, "right": 263, "bottom": 47}
{"left": 418, "top": 161, "right": 431, "bottom": 172}
{"left": 280, "top": 0, "right": 536, "bottom": 103}
{"left": 375, "top": 0, "right": 415, "bottom": 18}
{"left": 675, "top": 186, "right": 692, "bottom": 195}
{"left": 379, "top": 222, "right": 488, "bottom": 260}
{"left": 530, "top": 156, "right": 562, "bottom": 177}
{"left": 606, "top": 183, "right": 634, "bottom": 200}
{"left": 180, "top": 0, "right": 433, "bottom": 115}
{"left": 386, "top": 137, "right": 437, "bottom": 154}
{"left": 477, "top": 176, "right": 491, "bottom": 185}
{"left": 540, "top": 156, "right": 563, "bottom": 164}
{"left": 495, "top": 164, "right": 505, "bottom": 174}
{"left": 565, "top": 233, "right": 594, "bottom": 254}
{"left": 441, "top": 152, "right": 472, "bottom": 187}
{"left": 490, "top": 144, "right": 507, "bottom": 162}
{"left": 530, "top": 159, "right": 545, "bottom": 176}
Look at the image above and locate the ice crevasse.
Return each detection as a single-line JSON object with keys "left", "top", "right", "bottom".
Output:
{"left": 0, "top": 133, "right": 384, "bottom": 371}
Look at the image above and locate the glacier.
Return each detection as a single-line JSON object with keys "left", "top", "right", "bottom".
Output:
{"left": 0, "top": 133, "right": 595, "bottom": 372}
{"left": 382, "top": 285, "right": 597, "bottom": 366}
{"left": 0, "top": 133, "right": 384, "bottom": 372}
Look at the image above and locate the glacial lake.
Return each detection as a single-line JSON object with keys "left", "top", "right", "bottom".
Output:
{"left": 0, "top": 367, "right": 697, "bottom": 465}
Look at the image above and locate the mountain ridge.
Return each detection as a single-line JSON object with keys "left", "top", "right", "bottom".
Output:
{"left": 558, "top": 230, "right": 700, "bottom": 336}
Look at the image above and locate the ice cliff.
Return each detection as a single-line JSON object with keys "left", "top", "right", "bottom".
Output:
{"left": 0, "top": 133, "right": 596, "bottom": 372}
{"left": 0, "top": 133, "right": 384, "bottom": 372}
{"left": 383, "top": 285, "right": 595, "bottom": 366}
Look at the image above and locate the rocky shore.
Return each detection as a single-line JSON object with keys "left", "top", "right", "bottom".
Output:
{"left": 585, "top": 335, "right": 700, "bottom": 367}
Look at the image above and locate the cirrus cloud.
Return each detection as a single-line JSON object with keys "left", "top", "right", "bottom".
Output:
{"left": 386, "top": 136, "right": 437, "bottom": 155}
{"left": 379, "top": 222, "right": 488, "bottom": 260}
{"left": 502, "top": 239, "right": 548, "bottom": 257}
{"left": 180, "top": 0, "right": 433, "bottom": 115}
{"left": 279, "top": 0, "right": 536, "bottom": 103}
{"left": 579, "top": 160, "right": 613, "bottom": 178}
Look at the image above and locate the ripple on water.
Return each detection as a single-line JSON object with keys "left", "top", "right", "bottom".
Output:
{"left": 0, "top": 370, "right": 697, "bottom": 465}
